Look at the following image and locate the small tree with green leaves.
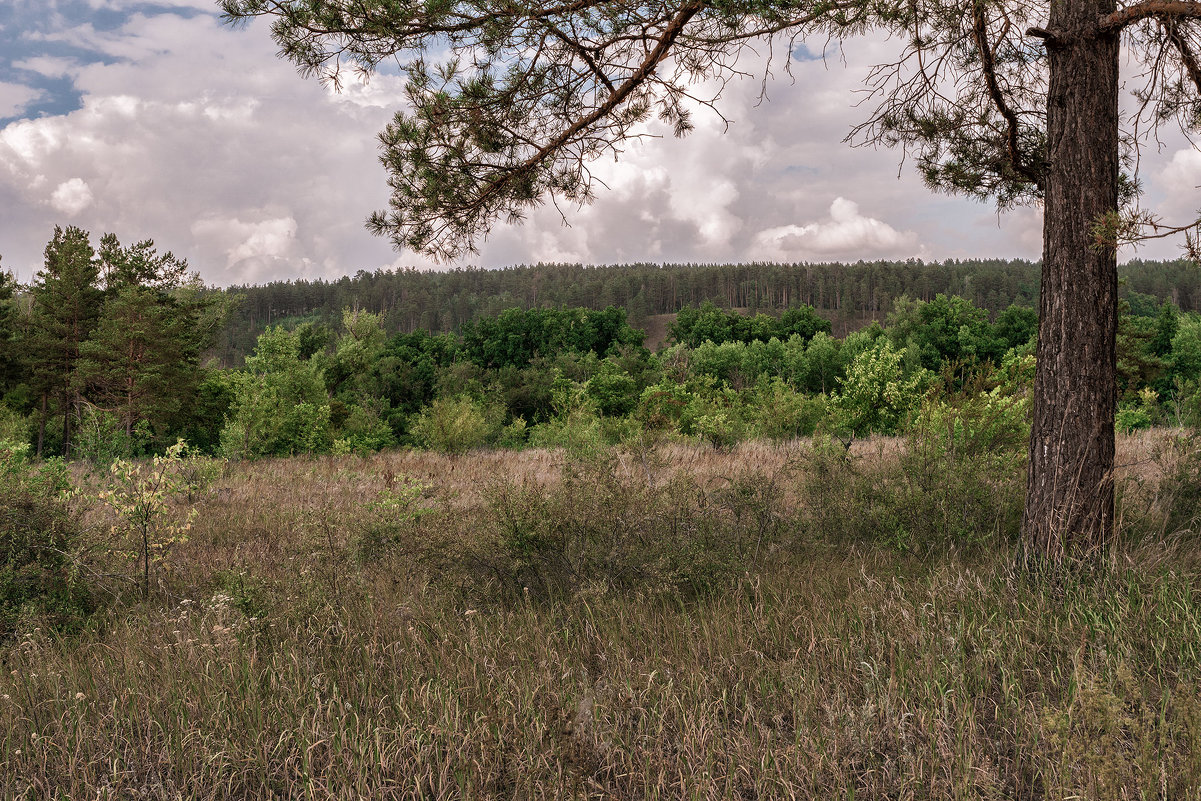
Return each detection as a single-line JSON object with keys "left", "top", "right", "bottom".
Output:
{"left": 98, "top": 440, "right": 197, "bottom": 597}
{"left": 832, "top": 340, "right": 932, "bottom": 436}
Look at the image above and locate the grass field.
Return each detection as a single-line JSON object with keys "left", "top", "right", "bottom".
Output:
{"left": 4, "top": 433, "right": 1201, "bottom": 799}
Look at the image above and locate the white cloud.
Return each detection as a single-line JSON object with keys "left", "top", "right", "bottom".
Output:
{"left": 12, "top": 56, "right": 79, "bottom": 79}
{"left": 192, "top": 215, "right": 298, "bottom": 267}
{"left": 751, "top": 197, "right": 919, "bottom": 260}
{"left": 0, "top": 82, "right": 43, "bottom": 118}
{"left": 49, "top": 177, "right": 93, "bottom": 215}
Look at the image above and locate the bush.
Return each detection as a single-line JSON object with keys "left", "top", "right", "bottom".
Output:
{"left": 0, "top": 405, "right": 30, "bottom": 447}
{"left": 831, "top": 340, "right": 931, "bottom": 435}
{"left": 798, "top": 388, "right": 1027, "bottom": 552}
{"left": 1116, "top": 388, "right": 1159, "bottom": 433}
{"left": 74, "top": 406, "right": 151, "bottom": 465}
{"left": 0, "top": 443, "right": 94, "bottom": 636}
{"left": 746, "top": 378, "right": 829, "bottom": 440}
{"left": 334, "top": 402, "right": 396, "bottom": 454}
{"left": 410, "top": 395, "right": 498, "bottom": 453}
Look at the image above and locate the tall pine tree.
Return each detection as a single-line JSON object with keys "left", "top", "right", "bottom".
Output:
{"left": 27, "top": 227, "right": 102, "bottom": 457}
{"left": 78, "top": 236, "right": 225, "bottom": 447}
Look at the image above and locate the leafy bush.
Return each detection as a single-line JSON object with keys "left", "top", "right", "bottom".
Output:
{"left": 353, "top": 474, "right": 436, "bottom": 564}
{"left": 584, "top": 363, "right": 639, "bottom": 417}
{"left": 0, "top": 405, "right": 30, "bottom": 447}
{"left": 97, "top": 440, "right": 198, "bottom": 596}
{"left": 74, "top": 406, "right": 152, "bottom": 465}
{"left": 0, "top": 443, "right": 94, "bottom": 636}
{"left": 334, "top": 402, "right": 396, "bottom": 454}
{"left": 745, "top": 377, "right": 829, "bottom": 440}
{"left": 410, "top": 395, "right": 498, "bottom": 453}
{"left": 1116, "top": 387, "right": 1159, "bottom": 432}
{"left": 798, "top": 387, "right": 1027, "bottom": 551}
{"left": 220, "top": 326, "right": 333, "bottom": 458}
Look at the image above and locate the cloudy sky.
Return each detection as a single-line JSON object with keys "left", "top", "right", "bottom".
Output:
{"left": 1, "top": 1, "right": 1198, "bottom": 287}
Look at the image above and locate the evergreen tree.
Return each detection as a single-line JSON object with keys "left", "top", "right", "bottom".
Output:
{"left": 27, "top": 227, "right": 102, "bottom": 456}
{"left": 77, "top": 237, "right": 219, "bottom": 445}
{"left": 0, "top": 262, "right": 26, "bottom": 407}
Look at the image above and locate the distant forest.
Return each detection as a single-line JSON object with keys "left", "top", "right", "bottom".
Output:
{"left": 212, "top": 258, "right": 1201, "bottom": 363}
{"left": 6, "top": 232, "right": 1198, "bottom": 460}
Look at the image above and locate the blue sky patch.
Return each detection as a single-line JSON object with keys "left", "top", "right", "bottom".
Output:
{"left": 0, "top": 2, "right": 213, "bottom": 124}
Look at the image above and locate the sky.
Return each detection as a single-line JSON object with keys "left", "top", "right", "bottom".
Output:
{"left": 1, "top": 1, "right": 1199, "bottom": 288}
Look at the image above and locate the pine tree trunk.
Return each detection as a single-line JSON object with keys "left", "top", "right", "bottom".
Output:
{"left": 1022, "top": 0, "right": 1120, "bottom": 564}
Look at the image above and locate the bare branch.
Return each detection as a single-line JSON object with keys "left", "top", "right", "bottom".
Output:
{"left": 1165, "top": 18, "right": 1201, "bottom": 92}
{"left": 973, "top": 0, "right": 1043, "bottom": 187}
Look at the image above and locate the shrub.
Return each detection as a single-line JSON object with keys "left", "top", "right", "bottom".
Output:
{"left": 0, "top": 443, "right": 94, "bottom": 636}
{"left": 584, "top": 364, "right": 639, "bottom": 417}
{"left": 0, "top": 405, "right": 30, "bottom": 447}
{"left": 797, "top": 388, "right": 1027, "bottom": 552}
{"left": 831, "top": 340, "right": 931, "bottom": 435}
{"left": 334, "top": 402, "right": 396, "bottom": 454}
{"left": 1116, "top": 387, "right": 1159, "bottom": 433}
{"left": 97, "top": 440, "right": 198, "bottom": 597}
{"left": 746, "top": 378, "right": 829, "bottom": 440}
{"left": 352, "top": 474, "right": 436, "bottom": 564}
{"left": 410, "top": 395, "right": 498, "bottom": 453}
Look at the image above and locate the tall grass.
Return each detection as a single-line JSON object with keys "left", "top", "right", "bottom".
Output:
{"left": 3, "top": 432, "right": 1201, "bottom": 799}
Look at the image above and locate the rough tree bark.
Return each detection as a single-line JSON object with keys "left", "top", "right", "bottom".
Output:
{"left": 1022, "top": 0, "right": 1121, "bottom": 563}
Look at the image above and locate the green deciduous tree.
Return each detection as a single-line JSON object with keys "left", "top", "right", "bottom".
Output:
{"left": 223, "top": 0, "right": 1201, "bottom": 563}
{"left": 221, "top": 326, "right": 334, "bottom": 458}
{"left": 833, "top": 340, "right": 931, "bottom": 435}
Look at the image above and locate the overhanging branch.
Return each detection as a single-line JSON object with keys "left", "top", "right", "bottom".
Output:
{"left": 1164, "top": 18, "right": 1201, "bottom": 93}
{"left": 972, "top": 1, "right": 1042, "bottom": 187}
{"left": 1100, "top": 0, "right": 1201, "bottom": 33}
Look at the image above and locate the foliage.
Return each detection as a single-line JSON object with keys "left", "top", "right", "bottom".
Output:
{"left": 460, "top": 306, "right": 643, "bottom": 369}
{"left": 472, "top": 450, "right": 781, "bottom": 601}
{"left": 745, "top": 378, "right": 829, "bottom": 440}
{"left": 353, "top": 474, "right": 435, "bottom": 563}
{"left": 96, "top": 440, "right": 198, "bottom": 596}
{"left": 887, "top": 293, "right": 1001, "bottom": 370}
{"left": 669, "top": 301, "right": 830, "bottom": 348}
{"left": 0, "top": 442, "right": 93, "bottom": 636}
{"left": 26, "top": 226, "right": 102, "bottom": 456}
{"left": 1116, "top": 387, "right": 1159, "bottom": 433}
{"left": 831, "top": 340, "right": 931, "bottom": 436}
{"left": 220, "top": 326, "right": 333, "bottom": 458}
{"left": 409, "top": 395, "right": 498, "bottom": 453}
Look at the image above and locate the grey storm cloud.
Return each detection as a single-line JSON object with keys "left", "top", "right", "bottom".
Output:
{"left": 0, "top": 3, "right": 1196, "bottom": 286}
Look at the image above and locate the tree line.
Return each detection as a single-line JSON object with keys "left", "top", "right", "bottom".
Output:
{"left": 211, "top": 258, "right": 1201, "bottom": 365}
{"left": 3, "top": 228, "right": 1199, "bottom": 462}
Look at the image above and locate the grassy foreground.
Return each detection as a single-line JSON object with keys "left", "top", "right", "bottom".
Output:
{"left": 4, "top": 436, "right": 1201, "bottom": 799}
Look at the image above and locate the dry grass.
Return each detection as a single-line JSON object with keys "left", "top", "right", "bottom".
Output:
{"left": 4, "top": 432, "right": 1201, "bottom": 799}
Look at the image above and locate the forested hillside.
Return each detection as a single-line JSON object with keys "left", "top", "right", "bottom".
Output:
{"left": 3, "top": 231, "right": 1200, "bottom": 461}
{"left": 212, "top": 258, "right": 1201, "bottom": 364}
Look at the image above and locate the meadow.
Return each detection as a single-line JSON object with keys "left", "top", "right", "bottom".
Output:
{"left": 4, "top": 430, "right": 1201, "bottom": 799}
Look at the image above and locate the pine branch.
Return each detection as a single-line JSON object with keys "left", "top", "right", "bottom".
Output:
{"left": 1100, "top": 0, "right": 1201, "bottom": 33}
{"left": 972, "top": 1, "right": 1043, "bottom": 188}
